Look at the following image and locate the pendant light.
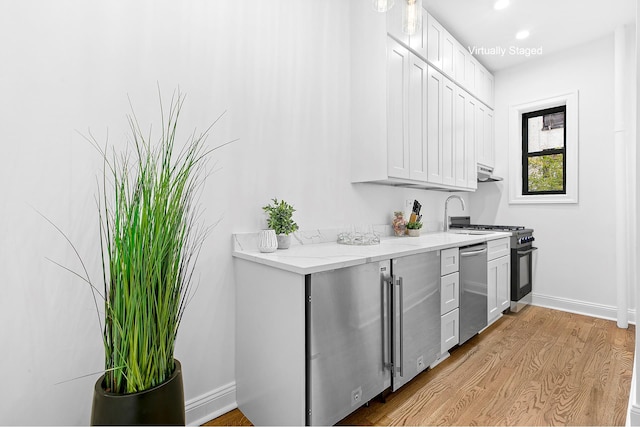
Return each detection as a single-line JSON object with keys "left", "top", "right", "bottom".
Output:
{"left": 372, "top": 0, "right": 394, "bottom": 12}
{"left": 402, "top": 0, "right": 422, "bottom": 35}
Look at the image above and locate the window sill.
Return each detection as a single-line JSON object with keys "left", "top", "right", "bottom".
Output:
{"left": 509, "top": 193, "right": 578, "bottom": 205}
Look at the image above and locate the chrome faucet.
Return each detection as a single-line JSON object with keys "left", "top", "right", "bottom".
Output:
{"left": 443, "top": 195, "right": 466, "bottom": 232}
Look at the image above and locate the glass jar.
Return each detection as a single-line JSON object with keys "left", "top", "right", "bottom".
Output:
{"left": 392, "top": 211, "right": 407, "bottom": 237}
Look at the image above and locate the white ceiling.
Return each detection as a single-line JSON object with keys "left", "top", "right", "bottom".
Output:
{"left": 422, "top": 0, "right": 636, "bottom": 72}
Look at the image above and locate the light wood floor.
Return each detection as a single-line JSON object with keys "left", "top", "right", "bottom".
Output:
{"left": 205, "top": 306, "right": 635, "bottom": 426}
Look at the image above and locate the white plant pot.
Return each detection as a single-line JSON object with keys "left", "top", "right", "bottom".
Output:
{"left": 407, "top": 229, "right": 421, "bottom": 237}
{"left": 258, "top": 229, "right": 278, "bottom": 253}
{"left": 277, "top": 233, "right": 291, "bottom": 249}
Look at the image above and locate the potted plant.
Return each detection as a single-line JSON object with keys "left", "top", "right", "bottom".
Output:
{"left": 46, "top": 90, "right": 231, "bottom": 425}
{"left": 406, "top": 221, "right": 423, "bottom": 237}
{"left": 262, "top": 198, "right": 299, "bottom": 249}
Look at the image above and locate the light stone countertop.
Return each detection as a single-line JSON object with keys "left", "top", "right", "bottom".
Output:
{"left": 232, "top": 230, "right": 512, "bottom": 275}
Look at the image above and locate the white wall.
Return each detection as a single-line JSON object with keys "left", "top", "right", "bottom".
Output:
{"left": 470, "top": 33, "right": 635, "bottom": 319}
{"left": 0, "top": 1, "right": 468, "bottom": 424}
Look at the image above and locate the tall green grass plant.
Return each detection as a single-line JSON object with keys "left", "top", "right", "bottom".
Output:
{"left": 86, "top": 90, "right": 228, "bottom": 394}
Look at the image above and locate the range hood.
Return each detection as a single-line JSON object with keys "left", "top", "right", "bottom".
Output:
{"left": 477, "top": 164, "right": 503, "bottom": 182}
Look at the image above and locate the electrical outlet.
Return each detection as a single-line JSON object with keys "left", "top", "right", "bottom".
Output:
{"left": 417, "top": 355, "right": 425, "bottom": 371}
{"left": 351, "top": 386, "right": 362, "bottom": 407}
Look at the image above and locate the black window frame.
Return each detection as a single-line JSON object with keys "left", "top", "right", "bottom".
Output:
{"left": 522, "top": 105, "right": 567, "bottom": 195}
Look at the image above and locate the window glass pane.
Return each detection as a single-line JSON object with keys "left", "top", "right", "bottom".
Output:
{"left": 528, "top": 154, "right": 564, "bottom": 192}
{"left": 527, "top": 113, "right": 565, "bottom": 153}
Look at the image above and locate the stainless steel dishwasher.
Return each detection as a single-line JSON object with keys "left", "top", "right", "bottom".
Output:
{"left": 458, "top": 243, "right": 488, "bottom": 344}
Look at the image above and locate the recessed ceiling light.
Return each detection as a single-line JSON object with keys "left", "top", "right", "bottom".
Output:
{"left": 494, "top": 0, "right": 509, "bottom": 10}
{"left": 516, "top": 30, "right": 530, "bottom": 40}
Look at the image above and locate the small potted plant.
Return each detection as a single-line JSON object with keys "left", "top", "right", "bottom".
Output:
{"left": 406, "top": 221, "right": 423, "bottom": 237}
{"left": 262, "top": 198, "right": 299, "bottom": 249}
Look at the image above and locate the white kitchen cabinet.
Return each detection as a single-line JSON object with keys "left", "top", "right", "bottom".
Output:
{"left": 487, "top": 237, "right": 511, "bottom": 326}
{"left": 409, "top": 7, "right": 429, "bottom": 60}
{"left": 465, "top": 53, "right": 477, "bottom": 94}
{"left": 441, "top": 75, "right": 456, "bottom": 186}
{"left": 474, "top": 62, "right": 494, "bottom": 108}
{"left": 454, "top": 42, "right": 467, "bottom": 87}
{"left": 498, "top": 256, "right": 511, "bottom": 313}
{"left": 387, "top": 38, "right": 411, "bottom": 179}
{"left": 440, "top": 247, "right": 459, "bottom": 276}
{"left": 427, "top": 12, "right": 455, "bottom": 80}
{"left": 442, "top": 31, "right": 456, "bottom": 78}
{"left": 454, "top": 87, "right": 474, "bottom": 189}
{"left": 476, "top": 102, "right": 496, "bottom": 169}
{"left": 481, "top": 109, "right": 494, "bottom": 169}
{"left": 426, "top": 65, "right": 443, "bottom": 184}
{"left": 426, "top": 12, "right": 444, "bottom": 70}
{"left": 350, "top": 0, "right": 489, "bottom": 191}
{"left": 408, "top": 53, "right": 429, "bottom": 181}
{"left": 485, "top": 73, "right": 495, "bottom": 108}
{"left": 441, "top": 308, "right": 460, "bottom": 354}
{"left": 488, "top": 237, "right": 510, "bottom": 260}
{"left": 465, "top": 94, "right": 478, "bottom": 190}
{"left": 423, "top": 9, "right": 494, "bottom": 109}
{"left": 428, "top": 66, "right": 473, "bottom": 189}
{"left": 488, "top": 255, "right": 510, "bottom": 325}
{"left": 440, "top": 248, "right": 460, "bottom": 355}
{"left": 387, "top": 40, "right": 431, "bottom": 182}
{"left": 475, "top": 66, "right": 486, "bottom": 106}
{"left": 441, "top": 272, "right": 459, "bottom": 313}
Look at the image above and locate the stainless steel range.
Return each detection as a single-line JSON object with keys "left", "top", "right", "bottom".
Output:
{"left": 449, "top": 217, "right": 537, "bottom": 312}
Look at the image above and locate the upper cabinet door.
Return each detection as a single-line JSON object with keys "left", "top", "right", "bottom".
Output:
{"left": 465, "top": 96, "right": 478, "bottom": 190}
{"left": 475, "top": 103, "right": 486, "bottom": 168}
{"left": 465, "top": 54, "right": 477, "bottom": 94}
{"left": 409, "top": 7, "right": 428, "bottom": 60}
{"left": 387, "top": 38, "right": 410, "bottom": 179}
{"left": 441, "top": 76, "right": 456, "bottom": 186}
{"left": 483, "top": 109, "right": 494, "bottom": 168}
{"left": 475, "top": 66, "right": 486, "bottom": 104}
{"left": 454, "top": 88, "right": 467, "bottom": 189}
{"left": 486, "top": 73, "right": 495, "bottom": 108}
{"left": 427, "top": 65, "right": 443, "bottom": 184}
{"left": 427, "top": 13, "right": 444, "bottom": 70}
{"left": 454, "top": 42, "right": 467, "bottom": 85}
{"left": 408, "top": 54, "right": 429, "bottom": 181}
{"left": 442, "top": 31, "right": 455, "bottom": 78}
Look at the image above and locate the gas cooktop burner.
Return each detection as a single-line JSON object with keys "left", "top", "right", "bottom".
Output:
{"left": 452, "top": 224, "right": 526, "bottom": 231}
{"left": 448, "top": 216, "right": 532, "bottom": 234}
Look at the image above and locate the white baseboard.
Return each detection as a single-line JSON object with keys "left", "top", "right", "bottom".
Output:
{"left": 531, "top": 293, "right": 636, "bottom": 325}
{"left": 186, "top": 381, "right": 237, "bottom": 426}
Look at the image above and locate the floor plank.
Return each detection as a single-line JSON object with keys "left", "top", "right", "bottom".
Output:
{"left": 204, "top": 306, "right": 635, "bottom": 426}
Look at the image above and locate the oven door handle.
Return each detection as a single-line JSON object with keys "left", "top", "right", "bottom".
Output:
{"left": 517, "top": 247, "right": 538, "bottom": 255}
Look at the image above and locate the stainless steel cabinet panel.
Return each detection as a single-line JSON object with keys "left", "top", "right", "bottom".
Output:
{"left": 308, "top": 261, "right": 390, "bottom": 426}
{"left": 391, "top": 252, "right": 441, "bottom": 391}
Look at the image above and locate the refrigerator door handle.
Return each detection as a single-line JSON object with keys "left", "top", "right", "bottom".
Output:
{"left": 381, "top": 272, "right": 393, "bottom": 372}
{"left": 397, "top": 276, "right": 404, "bottom": 378}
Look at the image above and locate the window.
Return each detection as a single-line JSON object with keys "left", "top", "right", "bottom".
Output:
{"left": 508, "top": 92, "right": 578, "bottom": 204}
{"left": 521, "top": 106, "right": 566, "bottom": 195}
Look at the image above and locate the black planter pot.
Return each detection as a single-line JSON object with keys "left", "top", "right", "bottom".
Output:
{"left": 90, "top": 359, "right": 185, "bottom": 426}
